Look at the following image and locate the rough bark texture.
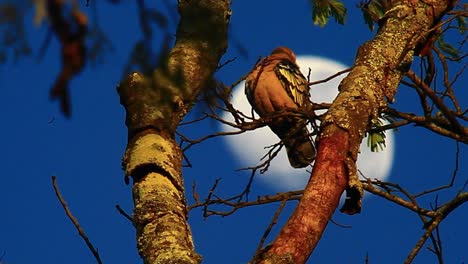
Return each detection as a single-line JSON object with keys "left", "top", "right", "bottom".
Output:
{"left": 117, "top": 1, "right": 230, "bottom": 263}
{"left": 258, "top": 1, "right": 457, "bottom": 263}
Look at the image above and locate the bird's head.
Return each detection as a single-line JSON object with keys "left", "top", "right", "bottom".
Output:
{"left": 270, "top": 47, "right": 297, "bottom": 63}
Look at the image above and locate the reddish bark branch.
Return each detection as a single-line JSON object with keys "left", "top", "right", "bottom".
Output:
{"left": 260, "top": 126, "right": 349, "bottom": 263}
{"left": 257, "top": 1, "right": 458, "bottom": 263}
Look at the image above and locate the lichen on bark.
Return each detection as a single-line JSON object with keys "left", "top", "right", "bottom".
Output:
{"left": 116, "top": 0, "right": 230, "bottom": 263}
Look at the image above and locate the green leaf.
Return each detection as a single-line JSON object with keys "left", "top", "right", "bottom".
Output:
{"left": 367, "top": 130, "right": 386, "bottom": 152}
{"left": 437, "top": 36, "right": 461, "bottom": 60}
{"left": 359, "top": 0, "right": 386, "bottom": 31}
{"left": 366, "top": 117, "right": 390, "bottom": 152}
{"left": 311, "top": 0, "right": 347, "bottom": 27}
{"left": 362, "top": 10, "right": 375, "bottom": 31}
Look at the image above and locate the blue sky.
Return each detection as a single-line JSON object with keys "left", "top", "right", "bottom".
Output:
{"left": 1, "top": 1, "right": 466, "bottom": 264}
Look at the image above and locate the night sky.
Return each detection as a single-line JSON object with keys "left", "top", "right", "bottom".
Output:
{"left": 1, "top": 1, "right": 466, "bottom": 264}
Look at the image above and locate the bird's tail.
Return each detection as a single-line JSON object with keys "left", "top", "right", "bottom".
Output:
{"left": 284, "top": 127, "right": 316, "bottom": 168}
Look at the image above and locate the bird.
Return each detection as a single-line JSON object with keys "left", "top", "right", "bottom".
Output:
{"left": 245, "top": 47, "right": 316, "bottom": 168}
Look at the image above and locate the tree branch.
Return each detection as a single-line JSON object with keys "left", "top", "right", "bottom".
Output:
{"left": 116, "top": 1, "right": 230, "bottom": 263}
{"left": 51, "top": 176, "right": 102, "bottom": 264}
{"left": 257, "top": 1, "right": 458, "bottom": 263}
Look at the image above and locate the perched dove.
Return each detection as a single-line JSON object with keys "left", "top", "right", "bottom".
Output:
{"left": 245, "top": 47, "right": 316, "bottom": 168}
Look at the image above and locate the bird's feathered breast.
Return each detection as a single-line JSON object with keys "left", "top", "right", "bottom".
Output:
{"left": 245, "top": 55, "right": 312, "bottom": 117}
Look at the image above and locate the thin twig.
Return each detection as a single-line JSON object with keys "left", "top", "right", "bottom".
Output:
{"left": 427, "top": 225, "right": 444, "bottom": 263}
{"left": 308, "top": 68, "right": 351, "bottom": 86}
{"left": 190, "top": 189, "right": 303, "bottom": 217}
{"left": 217, "top": 56, "right": 237, "bottom": 70}
{"left": 414, "top": 142, "right": 460, "bottom": 197}
{"left": 115, "top": 204, "right": 134, "bottom": 226}
{"left": 407, "top": 70, "right": 465, "bottom": 136}
{"left": 384, "top": 107, "right": 467, "bottom": 143}
{"left": 405, "top": 218, "right": 441, "bottom": 264}
{"left": 51, "top": 176, "right": 103, "bottom": 264}
{"left": 201, "top": 178, "right": 222, "bottom": 217}
{"left": 178, "top": 114, "right": 210, "bottom": 126}
{"left": 253, "top": 199, "right": 288, "bottom": 260}
{"left": 405, "top": 192, "right": 468, "bottom": 263}
{"left": 363, "top": 179, "right": 437, "bottom": 218}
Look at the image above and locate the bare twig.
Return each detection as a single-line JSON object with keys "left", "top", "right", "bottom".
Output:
{"left": 217, "top": 56, "right": 237, "bottom": 70}
{"left": 115, "top": 204, "right": 134, "bottom": 226}
{"left": 308, "top": 68, "right": 351, "bottom": 86}
{"left": 202, "top": 178, "right": 222, "bottom": 217}
{"left": 427, "top": 225, "right": 444, "bottom": 264}
{"left": 181, "top": 150, "right": 193, "bottom": 168}
{"left": 384, "top": 107, "right": 467, "bottom": 143}
{"left": 51, "top": 176, "right": 103, "bottom": 264}
{"left": 253, "top": 199, "right": 288, "bottom": 260}
{"left": 190, "top": 189, "right": 303, "bottom": 217}
{"left": 407, "top": 70, "right": 465, "bottom": 136}
{"left": 368, "top": 118, "right": 410, "bottom": 132}
{"left": 405, "top": 217, "right": 441, "bottom": 264}
{"left": 235, "top": 166, "right": 258, "bottom": 202}
{"left": 179, "top": 114, "right": 210, "bottom": 126}
{"left": 414, "top": 142, "right": 460, "bottom": 197}
{"left": 363, "top": 179, "right": 437, "bottom": 218}
{"left": 405, "top": 192, "right": 468, "bottom": 263}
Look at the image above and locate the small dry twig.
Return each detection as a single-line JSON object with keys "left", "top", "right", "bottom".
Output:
{"left": 115, "top": 204, "right": 134, "bottom": 226}
{"left": 51, "top": 176, "right": 103, "bottom": 264}
{"left": 252, "top": 198, "right": 288, "bottom": 261}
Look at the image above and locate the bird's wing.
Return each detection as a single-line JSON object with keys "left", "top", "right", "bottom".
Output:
{"left": 275, "top": 60, "right": 310, "bottom": 107}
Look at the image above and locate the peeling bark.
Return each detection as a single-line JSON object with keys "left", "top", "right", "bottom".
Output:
{"left": 117, "top": 1, "right": 230, "bottom": 263}
{"left": 257, "top": 1, "right": 457, "bottom": 263}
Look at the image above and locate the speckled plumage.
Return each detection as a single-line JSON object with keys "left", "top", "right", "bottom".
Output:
{"left": 245, "top": 47, "right": 316, "bottom": 168}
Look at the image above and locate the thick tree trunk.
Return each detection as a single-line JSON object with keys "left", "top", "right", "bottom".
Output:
{"left": 117, "top": 1, "right": 230, "bottom": 263}
{"left": 258, "top": 1, "right": 457, "bottom": 263}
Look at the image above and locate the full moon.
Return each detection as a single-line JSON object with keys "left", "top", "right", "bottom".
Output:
{"left": 220, "top": 56, "right": 394, "bottom": 192}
